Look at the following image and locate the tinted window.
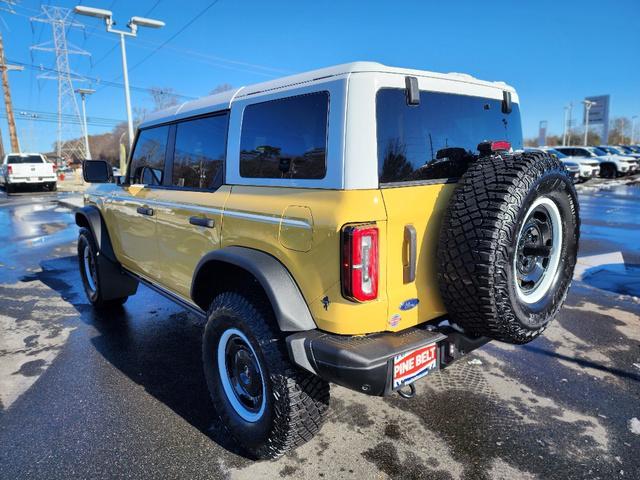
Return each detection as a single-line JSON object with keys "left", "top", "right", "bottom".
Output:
{"left": 129, "top": 126, "right": 169, "bottom": 185}
{"left": 7, "top": 155, "right": 44, "bottom": 164}
{"left": 547, "top": 149, "right": 567, "bottom": 158}
{"left": 240, "top": 92, "right": 328, "bottom": 179}
{"left": 376, "top": 89, "right": 523, "bottom": 184}
{"left": 172, "top": 114, "right": 228, "bottom": 189}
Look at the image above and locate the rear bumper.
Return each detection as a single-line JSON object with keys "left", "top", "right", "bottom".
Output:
{"left": 287, "top": 323, "right": 490, "bottom": 396}
{"left": 7, "top": 176, "right": 56, "bottom": 184}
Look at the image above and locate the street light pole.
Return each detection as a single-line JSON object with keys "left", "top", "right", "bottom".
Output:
{"left": 75, "top": 88, "right": 95, "bottom": 159}
{"left": 118, "top": 33, "right": 134, "bottom": 149}
{"left": 583, "top": 100, "right": 596, "bottom": 146}
{"left": 74, "top": 6, "right": 164, "bottom": 149}
{"left": 632, "top": 115, "right": 638, "bottom": 144}
{"left": 562, "top": 105, "right": 569, "bottom": 146}
{"left": 566, "top": 102, "right": 573, "bottom": 146}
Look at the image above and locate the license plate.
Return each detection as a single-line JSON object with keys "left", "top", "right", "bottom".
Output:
{"left": 392, "top": 343, "right": 438, "bottom": 389}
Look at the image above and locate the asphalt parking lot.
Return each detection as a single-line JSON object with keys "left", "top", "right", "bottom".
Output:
{"left": 0, "top": 179, "right": 639, "bottom": 480}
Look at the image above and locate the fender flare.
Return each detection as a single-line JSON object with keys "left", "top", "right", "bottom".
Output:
{"left": 75, "top": 206, "right": 117, "bottom": 263}
{"left": 191, "top": 246, "right": 317, "bottom": 332}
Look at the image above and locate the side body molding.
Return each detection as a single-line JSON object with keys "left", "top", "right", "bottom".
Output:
{"left": 75, "top": 206, "right": 138, "bottom": 300}
{"left": 191, "top": 246, "right": 317, "bottom": 332}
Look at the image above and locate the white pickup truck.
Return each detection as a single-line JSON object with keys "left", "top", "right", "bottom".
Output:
{"left": 0, "top": 153, "right": 57, "bottom": 194}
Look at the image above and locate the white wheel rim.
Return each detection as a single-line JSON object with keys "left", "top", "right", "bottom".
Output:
{"left": 513, "top": 197, "right": 563, "bottom": 304}
{"left": 217, "top": 328, "right": 266, "bottom": 422}
{"left": 83, "top": 245, "right": 97, "bottom": 294}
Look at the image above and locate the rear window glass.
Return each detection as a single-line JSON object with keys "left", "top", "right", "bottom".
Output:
{"left": 7, "top": 155, "right": 44, "bottom": 164}
{"left": 239, "top": 92, "right": 328, "bottom": 179}
{"left": 376, "top": 89, "right": 523, "bottom": 184}
{"left": 172, "top": 114, "right": 228, "bottom": 189}
{"left": 129, "top": 126, "right": 169, "bottom": 185}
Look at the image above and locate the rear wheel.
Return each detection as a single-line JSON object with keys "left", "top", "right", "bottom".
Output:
{"left": 202, "top": 291, "right": 330, "bottom": 459}
{"left": 437, "top": 151, "right": 579, "bottom": 344}
{"left": 78, "top": 227, "right": 128, "bottom": 309}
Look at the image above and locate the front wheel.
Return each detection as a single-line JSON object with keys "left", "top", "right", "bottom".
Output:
{"left": 202, "top": 291, "right": 330, "bottom": 459}
{"left": 77, "top": 227, "right": 128, "bottom": 309}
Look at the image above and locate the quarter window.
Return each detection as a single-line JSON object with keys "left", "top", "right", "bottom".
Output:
{"left": 129, "top": 126, "right": 169, "bottom": 185}
{"left": 239, "top": 92, "right": 328, "bottom": 179}
{"left": 172, "top": 114, "right": 228, "bottom": 189}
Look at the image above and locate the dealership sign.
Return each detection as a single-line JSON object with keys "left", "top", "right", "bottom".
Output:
{"left": 584, "top": 95, "right": 610, "bottom": 141}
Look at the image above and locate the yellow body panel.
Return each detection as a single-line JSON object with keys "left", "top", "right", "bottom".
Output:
{"left": 94, "top": 181, "right": 455, "bottom": 336}
{"left": 222, "top": 186, "right": 389, "bottom": 335}
{"left": 380, "top": 183, "right": 456, "bottom": 330}
{"left": 149, "top": 186, "right": 231, "bottom": 298}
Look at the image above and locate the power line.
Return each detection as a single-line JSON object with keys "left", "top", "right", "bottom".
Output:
{"left": 30, "top": 5, "right": 89, "bottom": 159}
{"left": 124, "top": 0, "right": 219, "bottom": 76}
{"left": 10, "top": 109, "right": 124, "bottom": 128}
{"left": 7, "top": 58, "right": 198, "bottom": 99}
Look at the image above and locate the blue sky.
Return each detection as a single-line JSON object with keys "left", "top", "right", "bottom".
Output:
{"left": 1, "top": 0, "right": 639, "bottom": 153}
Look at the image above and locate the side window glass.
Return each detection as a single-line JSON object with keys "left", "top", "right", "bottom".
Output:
{"left": 129, "top": 126, "right": 169, "bottom": 185}
{"left": 172, "top": 114, "right": 228, "bottom": 189}
{"left": 239, "top": 92, "right": 328, "bottom": 179}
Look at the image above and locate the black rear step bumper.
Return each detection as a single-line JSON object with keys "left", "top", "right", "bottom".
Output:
{"left": 286, "top": 324, "right": 490, "bottom": 396}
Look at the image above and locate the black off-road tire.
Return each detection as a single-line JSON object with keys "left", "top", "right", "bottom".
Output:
{"left": 202, "top": 291, "right": 330, "bottom": 459}
{"left": 77, "top": 227, "right": 128, "bottom": 309}
{"left": 437, "top": 151, "right": 579, "bottom": 344}
{"left": 5, "top": 182, "right": 14, "bottom": 194}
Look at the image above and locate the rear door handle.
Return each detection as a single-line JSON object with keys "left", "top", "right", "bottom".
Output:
{"left": 136, "top": 206, "right": 154, "bottom": 216}
{"left": 189, "top": 216, "right": 215, "bottom": 228}
{"left": 403, "top": 224, "right": 417, "bottom": 283}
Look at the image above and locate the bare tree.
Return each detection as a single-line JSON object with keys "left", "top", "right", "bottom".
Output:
{"left": 149, "top": 86, "right": 180, "bottom": 111}
{"left": 209, "top": 83, "right": 233, "bottom": 95}
{"left": 608, "top": 117, "right": 631, "bottom": 144}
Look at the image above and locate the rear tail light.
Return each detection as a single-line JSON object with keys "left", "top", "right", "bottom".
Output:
{"left": 7, "top": 165, "right": 12, "bottom": 175}
{"left": 477, "top": 140, "right": 512, "bottom": 156}
{"left": 341, "top": 224, "right": 379, "bottom": 302}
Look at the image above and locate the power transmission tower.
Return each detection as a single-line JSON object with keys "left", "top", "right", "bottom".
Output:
{"left": 30, "top": 6, "right": 90, "bottom": 160}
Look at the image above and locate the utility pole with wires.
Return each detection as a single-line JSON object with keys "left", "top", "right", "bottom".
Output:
{"left": 0, "top": 31, "right": 23, "bottom": 155}
{"left": 30, "top": 5, "right": 90, "bottom": 161}
{"left": 0, "top": 0, "right": 23, "bottom": 156}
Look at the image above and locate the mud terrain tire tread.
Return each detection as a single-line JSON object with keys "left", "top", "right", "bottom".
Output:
{"left": 202, "top": 291, "right": 330, "bottom": 460}
{"left": 437, "top": 151, "right": 579, "bottom": 344}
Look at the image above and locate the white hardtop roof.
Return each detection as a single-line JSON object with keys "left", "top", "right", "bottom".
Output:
{"left": 140, "top": 61, "right": 516, "bottom": 128}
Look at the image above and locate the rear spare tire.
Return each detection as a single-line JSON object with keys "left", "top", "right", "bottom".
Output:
{"left": 437, "top": 151, "right": 579, "bottom": 344}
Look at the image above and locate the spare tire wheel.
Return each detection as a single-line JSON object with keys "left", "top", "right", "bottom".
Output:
{"left": 437, "top": 151, "right": 580, "bottom": 344}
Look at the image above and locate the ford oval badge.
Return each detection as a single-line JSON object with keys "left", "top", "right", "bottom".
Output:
{"left": 399, "top": 298, "right": 419, "bottom": 311}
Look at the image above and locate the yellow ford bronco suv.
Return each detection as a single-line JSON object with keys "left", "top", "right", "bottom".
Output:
{"left": 78, "top": 62, "right": 579, "bottom": 459}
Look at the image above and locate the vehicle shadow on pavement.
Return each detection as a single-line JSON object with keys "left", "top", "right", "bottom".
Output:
{"left": 523, "top": 345, "right": 640, "bottom": 382}
{"left": 30, "top": 254, "right": 251, "bottom": 461}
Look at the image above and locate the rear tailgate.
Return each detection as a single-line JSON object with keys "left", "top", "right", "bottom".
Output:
{"left": 380, "top": 183, "right": 456, "bottom": 330}
{"left": 8, "top": 162, "right": 55, "bottom": 182}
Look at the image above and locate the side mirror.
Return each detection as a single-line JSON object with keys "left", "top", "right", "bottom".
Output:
{"left": 83, "top": 160, "right": 113, "bottom": 183}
